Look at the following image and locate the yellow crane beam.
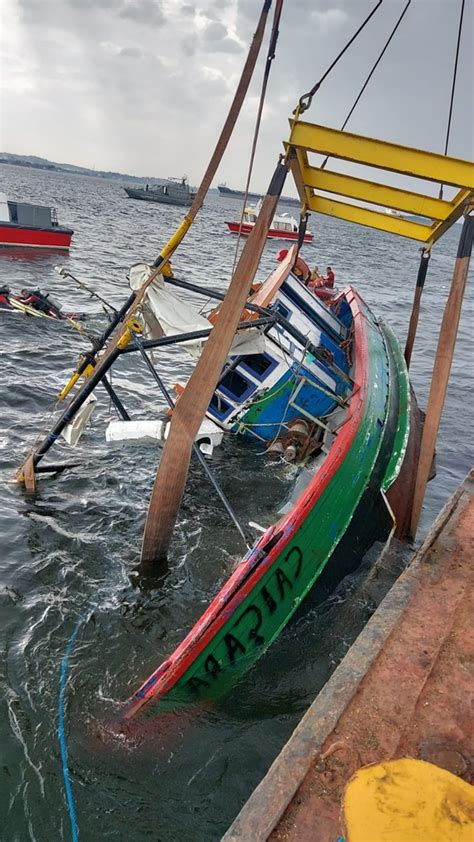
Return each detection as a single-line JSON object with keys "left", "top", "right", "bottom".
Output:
{"left": 286, "top": 122, "right": 474, "bottom": 244}
{"left": 427, "top": 189, "right": 473, "bottom": 246}
{"left": 288, "top": 121, "right": 474, "bottom": 189}
{"left": 306, "top": 194, "right": 434, "bottom": 241}
{"left": 301, "top": 166, "right": 452, "bottom": 221}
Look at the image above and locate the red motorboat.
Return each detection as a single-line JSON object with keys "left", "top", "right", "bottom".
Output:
{"left": 0, "top": 192, "right": 73, "bottom": 250}
{"left": 226, "top": 202, "right": 313, "bottom": 242}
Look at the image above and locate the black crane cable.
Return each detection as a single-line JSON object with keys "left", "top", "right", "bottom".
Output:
{"left": 297, "top": 0, "right": 383, "bottom": 114}
{"left": 439, "top": 0, "right": 465, "bottom": 199}
{"left": 321, "top": 0, "right": 412, "bottom": 170}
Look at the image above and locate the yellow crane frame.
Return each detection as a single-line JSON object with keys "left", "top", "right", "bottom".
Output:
{"left": 285, "top": 121, "right": 474, "bottom": 247}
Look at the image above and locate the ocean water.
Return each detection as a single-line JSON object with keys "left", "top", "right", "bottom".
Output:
{"left": 0, "top": 164, "right": 472, "bottom": 841}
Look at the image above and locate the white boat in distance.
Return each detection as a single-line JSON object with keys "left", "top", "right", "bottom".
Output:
{"left": 226, "top": 201, "right": 313, "bottom": 242}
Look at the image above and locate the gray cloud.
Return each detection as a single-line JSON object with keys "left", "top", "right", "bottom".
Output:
{"left": 202, "top": 21, "right": 228, "bottom": 42}
{"left": 208, "top": 37, "right": 243, "bottom": 54}
{"left": 119, "top": 0, "right": 165, "bottom": 25}
{"left": 181, "top": 35, "right": 197, "bottom": 57}
{"left": 119, "top": 45, "right": 143, "bottom": 58}
{"left": 2, "top": 0, "right": 472, "bottom": 194}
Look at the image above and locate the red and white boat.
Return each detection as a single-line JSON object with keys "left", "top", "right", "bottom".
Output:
{"left": 226, "top": 201, "right": 313, "bottom": 242}
{"left": 0, "top": 192, "right": 73, "bottom": 250}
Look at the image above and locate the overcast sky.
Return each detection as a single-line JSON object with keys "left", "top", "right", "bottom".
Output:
{"left": 1, "top": 0, "right": 472, "bottom": 193}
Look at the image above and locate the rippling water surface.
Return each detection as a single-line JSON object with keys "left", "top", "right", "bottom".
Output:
{"left": 0, "top": 164, "right": 472, "bottom": 841}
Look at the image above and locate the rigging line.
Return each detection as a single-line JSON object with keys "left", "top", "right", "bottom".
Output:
{"left": 57, "top": 269, "right": 118, "bottom": 314}
{"left": 297, "top": 0, "right": 383, "bottom": 114}
{"left": 130, "top": 330, "right": 250, "bottom": 549}
{"left": 231, "top": 0, "right": 285, "bottom": 274}
{"left": 439, "top": 0, "right": 465, "bottom": 200}
{"left": 58, "top": 610, "right": 90, "bottom": 842}
{"left": 321, "top": 0, "right": 411, "bottom": 171}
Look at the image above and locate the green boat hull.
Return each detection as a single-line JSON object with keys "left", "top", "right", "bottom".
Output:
{"left": 123, "top": 291, "right": 410, "bottom": 719}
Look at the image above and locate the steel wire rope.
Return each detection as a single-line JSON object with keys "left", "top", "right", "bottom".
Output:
{"left": 231, "top": 0, "right": 285, "bottom": 274}
{"left": 439, "top": 0, "right": 465, "bottom": 199}
{"left": 296, "top": 0, "right": 384, "bottom": 115}
{"left": 130, "top": 329, "right": 250, "bottom": 548}
{"left": 321, "top": 0, "right": 412, "bottom": 171}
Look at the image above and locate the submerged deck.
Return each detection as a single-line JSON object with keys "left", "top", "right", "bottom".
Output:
{"left": 223, "top": 470, "right": 474, "bottom": 841}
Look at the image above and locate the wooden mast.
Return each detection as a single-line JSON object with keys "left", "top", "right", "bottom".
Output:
{"left": 410, "top": 212, "right": 473, "bottom": 536}
{"left": 141, "top": 161, "right": 289, "bottom": 565}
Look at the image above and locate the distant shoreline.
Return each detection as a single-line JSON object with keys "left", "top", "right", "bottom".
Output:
{"left": 0, "top": 154, "right": 187, "bottom": 186}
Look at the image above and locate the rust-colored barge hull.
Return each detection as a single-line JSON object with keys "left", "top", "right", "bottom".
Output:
{"left": 223, "top": 470, "right": 474, "bottom": 842}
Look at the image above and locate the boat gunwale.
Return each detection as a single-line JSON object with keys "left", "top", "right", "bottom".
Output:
{"left": 123, "top": 285, "right": 371, "bottom": 716}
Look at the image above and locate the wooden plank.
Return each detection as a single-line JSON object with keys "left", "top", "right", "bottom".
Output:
{"left": 141, "top": 163, "right": 289, "bottom": 564}
{"left": 410, "top": 214, "right": 474, "bottom": 536}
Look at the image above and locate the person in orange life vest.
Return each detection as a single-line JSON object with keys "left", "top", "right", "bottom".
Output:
{"left": 308, "top": 265, "right": 323, "bottom": 288}
{"left": 324, "top": 266, "right": 335, "bottom": 287}
{"left": 276, "top": 248, "right": 311, "bottom": 284}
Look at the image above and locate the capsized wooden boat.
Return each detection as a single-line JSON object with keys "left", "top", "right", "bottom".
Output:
{"left": 0, "top": 286, "right": 85, "bottom": 324}
{"left": 15, "top": 0, "right": 472, "bottom": 736}
{"left": 121, "top": 252, "right": 411, "bottom": 719}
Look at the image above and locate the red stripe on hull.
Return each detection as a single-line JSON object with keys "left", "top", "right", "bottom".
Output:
{"left": 0, "top": 225, "right": 72, "bottom": 249}
{"left": 226, "top": 222, "right": 313, "bottom": 242}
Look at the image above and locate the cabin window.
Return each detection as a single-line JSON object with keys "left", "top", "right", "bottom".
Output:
{"left": 208, "top": 393, "right": 233, "bottom": 421}
{"left": 239, "top": 352, "right": 277, "bottom": 381}
{"left": 219, "top": 369, "right": 256, "bottom": 402}
{"left": 273, "top": 301, "right": 291, "bottom": 320}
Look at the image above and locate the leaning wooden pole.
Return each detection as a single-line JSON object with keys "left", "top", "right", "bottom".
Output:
{"left": 141, "top": 161, "right": 289, "bottom": 565}
{"left": 404, "top": 248, "right": 430, "bottom": 369}
{"left": 410, "top": 212, "right": 473, "bottom": 536}
{"left": 17, "top": 0, "right": 272, "bottom": 491}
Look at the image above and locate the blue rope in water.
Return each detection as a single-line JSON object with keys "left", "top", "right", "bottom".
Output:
{"left": 58, "top": 611, "right": 90, "bottom": 842}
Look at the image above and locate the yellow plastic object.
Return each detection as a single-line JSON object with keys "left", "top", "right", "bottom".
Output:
{"left": 116, "top": 318, "right": 143, "bottom": 350}
{"left": 159, "top": 216, "right": 192, "bottom": 260}
{"left": 161, "top": 260, "right": 174, "bottom": 278}
{"left": 343, "top": 758, "right": 474, "bottom": 842}
{"left": 58, "top": 370, "right": 81, "bottom": 401}
{"left": 57, "top": 360, "right": 95, "bottom": 401}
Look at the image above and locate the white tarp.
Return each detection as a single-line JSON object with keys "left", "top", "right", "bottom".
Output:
{"left": 128, "top": 263, "right": 268, "bottom": 359}
{"left": 129, "top": 264, "right": 211, "bottom": 353}
{"left": 61, "top": 393, "right": 97, "bottom": 446}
